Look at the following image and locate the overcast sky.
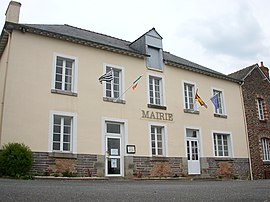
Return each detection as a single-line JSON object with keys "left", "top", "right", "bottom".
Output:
{"left": 1, "top": 0, "right": 269, "bottom": 74}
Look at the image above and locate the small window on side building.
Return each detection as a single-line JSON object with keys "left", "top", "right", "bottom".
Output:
{"left": 257, "top": 98, "right": 265, "bottom": 120}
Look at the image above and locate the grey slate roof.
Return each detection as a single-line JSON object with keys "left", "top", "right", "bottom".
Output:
{"left": 229, "top": 63, "right": 270, "bottom": 83}
{"left": 163, "top": 52, "right": 229, "bottom": 79}
{"left": 228, "top": 64, "right": 257, "bottom": 81}
{"left": 24, "top": 24, "right": 139, "bottom": 53}
{"left": 1, "top": 22, "right": 241, "bottom": 83}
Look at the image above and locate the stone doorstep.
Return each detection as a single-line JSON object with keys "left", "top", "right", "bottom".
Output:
{"left": 33, "top": 176, "right": 218, "bottom": 181}
{"left": 34, "top": 176, "right": 109, "bottom": 180}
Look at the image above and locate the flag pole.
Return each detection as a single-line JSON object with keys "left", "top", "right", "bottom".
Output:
{"left": 196, "top": 92, "right": 220, "bottom": 109}
{"left": 205, "top": 92, "right": 220, "bottom": 104}
{"left": 115, "top": 75, "right": 143, "bottom": 101}
{"left": 194, "top": 88, "right": 198, "bottom": 107}
{"left": 115, "top": 84, "right": 133, "bottom": 101}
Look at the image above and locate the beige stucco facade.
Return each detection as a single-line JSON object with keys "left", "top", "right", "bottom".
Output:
{"left": 0, "top": 30, "right": 248, "bottom": 158}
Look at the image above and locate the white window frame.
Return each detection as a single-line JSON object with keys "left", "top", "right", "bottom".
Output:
{"left": 182, "top": 81, "right": 196, "bottom": 110}
{"left": 147, "top": 73, "right": 165, "bottom": 106}
{"left": 48, "top": 111, "right": 77, "bottom": 154}
{"left": 102, "top": 63, "right": 125, "bottom": 100}
{"left": 52, "top": 53, "right": 78, "bottom": 93}
{"left": 212, "top": 88, "right": 226, "bottom": 115}
{"left": 212, "top": 131, "right": 232, "bottom": 157}
{"left": 148, "top": 122, "right": 167, "bottom": 157}
{"left": 257, "top": 98, "right": 265, "bottom": 120}
{"left": 262, "top": 138, "right": 270, "bottom": 161}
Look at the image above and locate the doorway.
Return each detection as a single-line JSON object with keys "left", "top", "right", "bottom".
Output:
{"left": 186, "top": 129, "right": 201, "bottom": 175}
{"left": 105, "top": 122, "right": 123, "bottom": 176}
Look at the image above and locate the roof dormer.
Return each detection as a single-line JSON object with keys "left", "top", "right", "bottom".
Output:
{"left": 130, "top": 28, "right": 163, "bottom": 71}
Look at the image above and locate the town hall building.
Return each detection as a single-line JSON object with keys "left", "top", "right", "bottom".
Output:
{"left": 0, "top": 1, "right": 250, "bottom": 179}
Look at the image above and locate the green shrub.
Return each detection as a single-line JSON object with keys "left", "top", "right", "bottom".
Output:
{"left": 0, "top": 143, "right": 33, "bottom": 177}
{"left": 62, "top": 170, "right": 76, "bottom": 177}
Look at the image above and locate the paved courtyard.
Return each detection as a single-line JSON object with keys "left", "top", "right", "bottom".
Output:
{"left": 0, "top": 178, "right": 269, "bottom": 201}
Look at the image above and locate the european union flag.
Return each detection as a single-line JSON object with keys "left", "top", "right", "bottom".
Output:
{"left": 210, "top": 93, "right": 220, "bottom": 110}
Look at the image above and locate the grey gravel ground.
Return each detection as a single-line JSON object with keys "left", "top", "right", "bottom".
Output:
{"left": 0, "top": 178, "right": 269, "bottom": 202}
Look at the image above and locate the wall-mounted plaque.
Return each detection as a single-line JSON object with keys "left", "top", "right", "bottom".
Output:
{"left": 126, "top": 145, "right": 136, "bottom": 154}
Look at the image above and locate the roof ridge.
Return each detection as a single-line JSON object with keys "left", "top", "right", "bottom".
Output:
{"left": 229, "top": 63, "right": 257, "bottom": 76}
{"left": 63, "top": 24, "right": 132, "bottom": 44}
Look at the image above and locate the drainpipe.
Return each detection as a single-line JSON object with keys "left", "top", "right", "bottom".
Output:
{"left": 0, "top": 29, "right": 12, "bottom": 146}
{"left": 239, "top": 82, "right": 253, "bottom": 180}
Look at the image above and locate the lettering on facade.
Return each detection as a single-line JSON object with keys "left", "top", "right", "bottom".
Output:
{"left": 141, "top": 110, "right": 173, "bottom": 121}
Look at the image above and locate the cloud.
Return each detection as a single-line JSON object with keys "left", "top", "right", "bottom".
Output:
{"left": 177, "top": 1, "right": 267, "bottom": 60}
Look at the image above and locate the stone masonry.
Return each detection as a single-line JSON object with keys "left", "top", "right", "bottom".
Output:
{"left": 31, "top": 152, "right": 250, "bottom": 178}
{"left": 230, "top": 63, "right": 270, "bottom": 179}
{"left": 242, "top": 66, "right": 270, "bottom": 179}
{"left": 31, "top": 152, "right": 104, "bottom": 177}
{"left": 132, "top": 156, "right": 250, "bottom": 179}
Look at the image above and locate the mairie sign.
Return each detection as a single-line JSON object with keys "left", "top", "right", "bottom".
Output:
{"left": 141, "top": 110, "right": 173, "bottom": 121}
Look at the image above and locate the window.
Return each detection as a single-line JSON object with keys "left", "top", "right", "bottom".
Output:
{"left": 213, "top": 133, "right": 231, "bottom": 157}
{"left": 147, "top": 46, "right": 163, "bottom": 70}
{"left": 257, "top": 98, "right": 265, "bottom": 120}
{"left": 53, "top": 115, "right": 72, "bottom": 152}
{"left": 107, "top": 122, "right": 121, "bottom": 134}
{"left": 213, "top": 90, "right": 225, "bottom": 114}
{"left": 55, "top": 57, "right": 74, "bottom": 91}
{"left": 149, "top": 76, "right": 163, "bottom": 106}
{"left": 262, "top": 138, "right": 270, "bottom": 161}
{"left": 50, "top": 111, "right": 77, "bottom": 153}
{"left": 105, "top": 66, "right": 122, "bottom": 99}
{"left": 52, "top": 54, "right": 78, "bottom": 95}
{"left": 184, "top": 83, "right": 195, "bottom": 110}
{"left": 151, "top": 125, "right": 165, "bottom": 156}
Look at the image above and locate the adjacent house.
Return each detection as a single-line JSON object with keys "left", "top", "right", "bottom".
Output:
{"left": 229, "top": 62, "right": 270, "bottom": 179}
{"left": 0, "top": 1, "right": 250, "bottom": 179}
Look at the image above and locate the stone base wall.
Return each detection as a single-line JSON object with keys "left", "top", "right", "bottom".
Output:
{"left": 132, "top": 156, "right": 250, "bottom": 179}
{"left": 132, "top": 156, "right": 184, "bottom": 178}
{"left": 202, "top": 158, "right": 250, "bottom": 180}
{"left": 31, "top": 152, "right": 250, "bottom": 179}
{"left": 31, "top": 152, "right": 104, "bottom": 177}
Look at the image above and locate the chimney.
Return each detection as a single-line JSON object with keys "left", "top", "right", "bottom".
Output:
{"left": 260, "top": 61, "right": 269, "bottom": 78}
{"left": 5, "top": 1, "right": 21, "bottom": 23}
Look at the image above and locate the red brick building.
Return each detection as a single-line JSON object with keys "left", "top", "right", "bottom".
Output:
{"left": 230, "top": 62, "right": 270, "bottom": 179}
